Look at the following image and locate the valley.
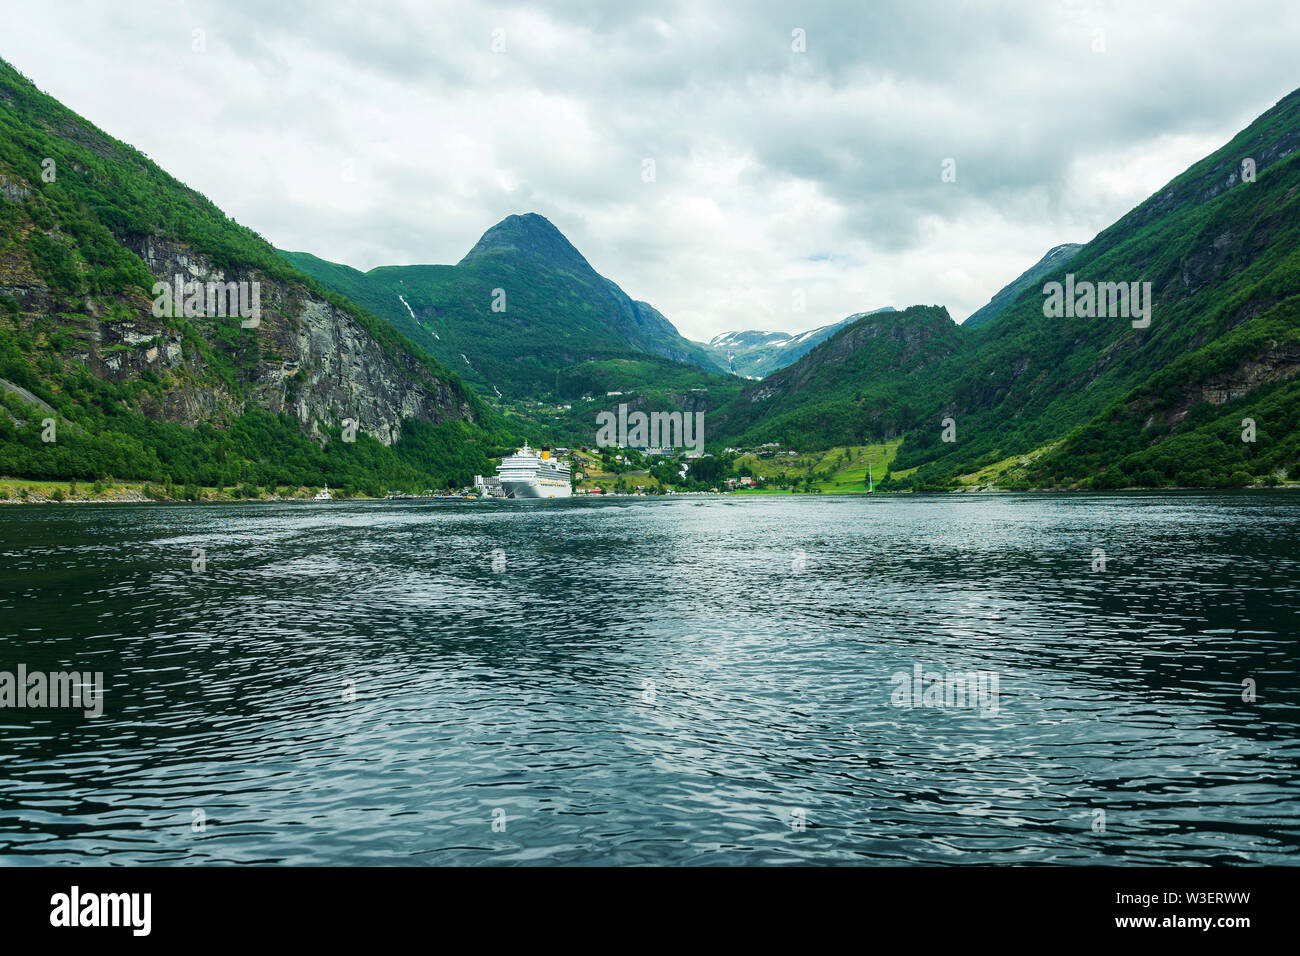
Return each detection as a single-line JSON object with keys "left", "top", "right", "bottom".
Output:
{"left": 1, "top": 55, "right": 1297, "bottom": 498}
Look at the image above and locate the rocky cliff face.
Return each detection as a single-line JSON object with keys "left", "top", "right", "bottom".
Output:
{"left": 0, "top": 172, "right": 33, "bottom": 203}
{"left": 1, "top": 51, "right": 484, "bottom": 459}
{"left": 0, "top": 205, "right": 477, "bottom": 445}
{"left": 127, "top": 236, "right": 476, "bottom": 444}
{"left": 1138, "top": 340, "right": 1300, "bottom": 428}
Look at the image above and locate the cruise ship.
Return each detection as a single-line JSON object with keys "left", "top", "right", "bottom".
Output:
{"left": 496, "top": 444, "right": 572, "bottom": 498}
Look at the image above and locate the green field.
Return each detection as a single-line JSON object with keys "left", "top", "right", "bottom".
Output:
{"left": 734, "top": 439, "right": 903, "bottom": 493}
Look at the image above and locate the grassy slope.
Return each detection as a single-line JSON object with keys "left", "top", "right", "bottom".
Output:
{"left": 731, "top": 440, "right": 903, "bottom": 492}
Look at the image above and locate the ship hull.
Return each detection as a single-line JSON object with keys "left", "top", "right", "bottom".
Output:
{"left": 501, "top": 479, "right": 572, "bottom": 499}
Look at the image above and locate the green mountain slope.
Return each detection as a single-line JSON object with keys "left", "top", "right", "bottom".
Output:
{"left": 718, "top": 88, "right": 1300, "bottom": 490}
{"left": 0, "top": 57, "right": 506, "bottom": 493}
{"left": 711, "top": 305, "right": 965, "bottom": 447}
{"left": 281, "top": 213, "right": 728, "bottom": 401}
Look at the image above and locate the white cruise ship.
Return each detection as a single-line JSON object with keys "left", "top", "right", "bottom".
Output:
{"left": 496, "top": 444, "right": 572, "bottom": 498}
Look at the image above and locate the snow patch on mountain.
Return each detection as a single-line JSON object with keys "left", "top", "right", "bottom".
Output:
{"left": 702, "top": 307, "right": 896, "bottom": 377}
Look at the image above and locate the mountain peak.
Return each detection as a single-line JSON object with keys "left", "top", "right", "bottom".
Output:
{"left": 457, "top": 212, "right": 592, "bottom": 271}
{"left": 962, "top": 242, "right": 1084, "bottom": 330}
{"left": 700, "top": 308, "right": 895, "bottom": 378}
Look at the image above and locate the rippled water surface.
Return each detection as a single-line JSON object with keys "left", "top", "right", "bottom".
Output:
{"left": 1, "top": 493, "right": 1297, "bottom": 865}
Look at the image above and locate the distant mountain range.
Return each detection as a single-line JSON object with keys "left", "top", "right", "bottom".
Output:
{"left": 695, "top": 308, "right": 896, "bottom": 378}
{"left": 285, "top": 215, "right": 904, "bottom": 391}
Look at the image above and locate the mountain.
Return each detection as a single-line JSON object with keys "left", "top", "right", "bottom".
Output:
{"left": 962, "top": 243, "right": 1083, "bottom": 330}
{"left": 0, "top": 57, "right": 501, "bottom": 493}
{"left": 711, "top": 305, "right": 965, "bottom": 446}
{"left": 697, "top": 307, "right": 895, "bottom": 378}
{"left": 281, "top": 213, "right": 728, "bottom": 400}
{"left": 718, "top": 88, "right": 1300, "bottom": 490}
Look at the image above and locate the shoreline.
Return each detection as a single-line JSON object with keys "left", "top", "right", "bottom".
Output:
{"left": 0, "top": 477, "right": 375, "bottom": 506}
{"left": 2, "top": 481, "right": 1295, "bottom": 505}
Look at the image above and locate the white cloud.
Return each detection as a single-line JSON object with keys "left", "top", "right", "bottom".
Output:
{"left": 2, "top": 0, "right": 1297, "bottom": 339}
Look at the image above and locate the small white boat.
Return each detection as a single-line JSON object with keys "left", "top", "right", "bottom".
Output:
{"left": 313, "top": 484, "right": 333, "bottom": 501}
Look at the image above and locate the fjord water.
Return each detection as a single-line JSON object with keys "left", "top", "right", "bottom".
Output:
{"left": 1, "top": 494, "right": 1297, "bottom": 866}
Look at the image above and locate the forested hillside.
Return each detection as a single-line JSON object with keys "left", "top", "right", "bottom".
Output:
{"left": 0, "top": 57, "right": 510, "bottom": 493}
{"left": 715, "top": 88, "right": 1300, "bottom": 490}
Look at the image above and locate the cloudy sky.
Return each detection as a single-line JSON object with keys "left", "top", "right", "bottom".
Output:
{"left": 3, "top": 1, "right": 1298, "bottom": 340}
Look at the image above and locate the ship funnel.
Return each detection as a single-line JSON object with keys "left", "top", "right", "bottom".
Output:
{"left": 541, "top": 447, "right": 551, "bottom": 460}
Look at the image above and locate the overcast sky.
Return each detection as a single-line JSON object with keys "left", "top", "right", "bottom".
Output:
{"left": 3, "top": 1, "right": 1298, "bottom": 340}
